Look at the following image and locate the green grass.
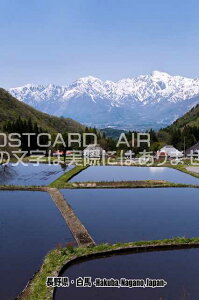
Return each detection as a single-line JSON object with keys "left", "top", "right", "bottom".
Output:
{"left": 0, "top": 185, "right": 45, "bottom": 190}
{"left": 49, "top": 165, "right": 88, "bottom": 188}
{"left": 20, "top": 237, "right": 199, "bottom": 300}
{"left": 61, "top": 180, "right": 193, "bottom": 189}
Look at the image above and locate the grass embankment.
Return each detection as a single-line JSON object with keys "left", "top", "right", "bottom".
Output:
{"left": 19, "top": 237, "right": 199, "bottom": 300}
{"left": 49, "top": 165, "right": 88, "bottom": 188}
{"left": 0, "top": 185, "right": 46, "bottom": 191}
{"left": 170, "top": 164, "right": 199, "bottom": 179}
{"left": 63, "top": 180, "right": 192, "bottom": 189}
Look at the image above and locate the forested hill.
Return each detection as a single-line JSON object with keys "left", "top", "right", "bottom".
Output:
{"left": 0, "top": 88, "right": 84, "bottom": 133}
{"left": 169, "top": 104, "right": 199, "bottom": 129}
{"left": 157, "top": 104, "right": 199, "bottom": 151}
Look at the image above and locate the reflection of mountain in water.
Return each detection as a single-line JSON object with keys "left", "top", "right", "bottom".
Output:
{"left": 0, "top": 163, "right": 74, "bottom": 186}
{"left": 0, "top": 164, "right": 17, "bottom": 182}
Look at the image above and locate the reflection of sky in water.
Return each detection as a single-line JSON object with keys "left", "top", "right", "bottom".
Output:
{"left": 0, "top": 163, "right": 74, "bottom": 186}
{"left": 62, "top": 188, "right": 199, "bottom": 244}
{"left": 70, "top": 166, "right": 199, "bottom": 185}
{"left": 55, "top": 249, "right": 199, "bottom": 300}
{"left": 149, "top": 167, "right": 165, "bottom": 173}
{"left": 0, "top": 191, "right": 73, "bottom": 299}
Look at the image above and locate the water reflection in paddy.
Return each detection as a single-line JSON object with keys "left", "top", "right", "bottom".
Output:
{"left": 62, "top": 188, "right": 199, "bottom": 244}
{"left": 55, "top": 248, "right": 199, "bottom": 300}
{"left": 70, "top": 166, "right": 199, "bottom": 185}
{"left": 0, "top": 163, "right": 73, "bottom": 186}
{"left": 0, "top": 191, "right": 74, "bottom": 300}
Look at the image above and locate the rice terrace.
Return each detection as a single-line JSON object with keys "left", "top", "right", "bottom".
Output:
{"left": 1, "top": 1, "right": 199, "bottom": 299}
{"left": 0, "top": 157, "right": 199, "bottom": 299}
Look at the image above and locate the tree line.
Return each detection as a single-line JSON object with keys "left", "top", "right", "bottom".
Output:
{"left": 3, "top": 117, "right": 49, "bottom": 154}
{"left": 3, "top": 117, "right": 199, "bottom": 155}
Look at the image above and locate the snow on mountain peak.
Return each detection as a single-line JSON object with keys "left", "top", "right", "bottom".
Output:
{"left": 9, "top": 71, "right": 199, "bottom": 105}
{"left": 8, "top": 71, "right": 199, "bottom": 130}
{"left": 77, "top": 75, "right": 101, "bottom": 83}
{"left": 151, "top": 70, "right": 171, "bottom": 78}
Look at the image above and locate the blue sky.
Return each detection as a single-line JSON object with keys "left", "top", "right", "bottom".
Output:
{"left": 0, "top": 0, "right": 199, "bottom": 87}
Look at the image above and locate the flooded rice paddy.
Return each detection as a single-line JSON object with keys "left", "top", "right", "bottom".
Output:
{"left": 0, "top": 163, "right": 73, "bottom": 186}
{"left": 0, "top": 191, "right": 74, "bottom": 299}
{"left": 62, "top": 188, "right": 199, "bottom": 244}
{"left": 55, "top": 248, "right": 199, "bottom": 300}
{"left": 70, "top": 166, "right": 199, "bottom": 185}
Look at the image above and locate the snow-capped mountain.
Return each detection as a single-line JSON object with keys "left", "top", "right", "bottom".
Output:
{"left": 9, "top": 71, "right": 199, "bottom": 130}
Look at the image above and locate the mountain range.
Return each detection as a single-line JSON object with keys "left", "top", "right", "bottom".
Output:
{"left": 9, "top": 71, "right": 199, "bottom": 130}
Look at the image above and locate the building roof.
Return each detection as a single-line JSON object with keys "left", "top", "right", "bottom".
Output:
{"left": 160, "top": 145, "right": 177, "bottom": 150}
{"left": 185, "top": 141, "right": 199, "bottom": 155}
{"left": 83, "top": 144, "right": 104, "bottom": 151}
{"left": 159, "top": 145, "right": 183, "bottom": 157}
